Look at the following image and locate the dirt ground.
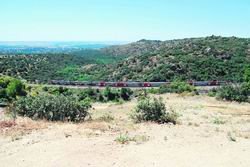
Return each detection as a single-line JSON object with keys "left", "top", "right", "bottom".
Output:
{"left": 0, "top": 94, "right": 250, "bottom": 167}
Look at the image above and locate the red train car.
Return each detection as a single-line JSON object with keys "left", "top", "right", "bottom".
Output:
{"left": 187, "top": 80, "right": 194, "bottom": 86}
{"left": 113, "top": 82, "right": 128, "bottom": 87}
{"left": 209, "top": 80, "right": 219, "bottom": 86}
{"left": 98, "top": 81, "right": 106, "bottom": 87}
{"left": 143, "top": 82, "right": 152, "bottom": 87}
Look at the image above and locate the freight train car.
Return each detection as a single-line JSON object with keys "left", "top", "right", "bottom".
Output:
{"left": 49, "top": 80, "right": 228, "bottom": 88}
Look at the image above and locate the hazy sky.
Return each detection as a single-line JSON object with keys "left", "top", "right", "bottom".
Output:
{"left": 1, "top": 0, "right": 250, "bottom": 41}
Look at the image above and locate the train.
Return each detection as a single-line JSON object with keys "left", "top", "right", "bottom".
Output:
{"left": 48, "top": 80, "right": 229, "bottom": 87}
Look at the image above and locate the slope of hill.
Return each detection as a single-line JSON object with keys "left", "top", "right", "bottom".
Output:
{"left": 0, "top": 50, "right": 121, "bottom": 82}
{"left": 1, "top": 36, "right": 250, "bottom": 82}
{"left": 84, "top": 36, "right": 250, "bottom": 82}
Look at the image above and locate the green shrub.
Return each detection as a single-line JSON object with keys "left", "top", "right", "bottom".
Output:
{"left": 244, "top": 66, "right": 250, "bottom": 82}
{"left": 0, "top": 89, "right": 7, "bottom": 99}
{"left": 42, "top": 86, "right": 49, "bottom": 92}
{"left": 0, "top": 76, "right": 14, "bottom": 88}
{"left": 134, "top": 89, "right": 148, "bottom": 100}
{"left": 0, "top": 76, "right": 26, "bottom": 101}
{"left": 115, "top": 133, "right": 149, "bottom": 144}
{"left": 213, "top": 117, "right": 226, "bottom": 124}
{"left": 115, "top": 133, "right": 133, "bottom": 144}
{"left": 46, "top": 86, "right": 73, "bottom": 96}
{"left": 6, "top": 79, "right": 26, "bottom": 98}
{"left": 159, "top": 81, "right": 195, "bottom": 94}
{"left": 120, "top": 88, "right": 133, "bottom": 101}
{"left": 102, "top": 87, "right": 133, "bottom": 102}
{"left": 216, "top": 84, "right": 249, "bottom": 102}
{"left": 78, "top": 88, "right": 96, "bottom": 101}
{"left": 131, "top": 97, "right": 178, "bottom": 124}
{"left": 147, "top": 88, "right": 159, "bottom": 94}
{"left": 241, "top": 82, "right": 250, "bottom": 95}
{"left": 103, "top": 87, "right": 119, "bottom": 101}
{"left": 12, "top": 94, "right": 90, "bottom": 122}
{"left": 78, "top": 88, "right": 105, "bottom": 102}
{"left": 39, "top": 86, "right": 134, "bottom": 103}
{"left": 208, "top": 88, "right": 218, "bottom": 97}
{"left": 97, "top": 114, "right": 114, "bottom": 122}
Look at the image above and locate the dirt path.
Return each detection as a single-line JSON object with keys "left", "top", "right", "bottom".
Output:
{"left": 0, "top": 94, "right": 250, "bottom": 167}
{"left": 0, "top": 107, "right": 4, "bottom": 120}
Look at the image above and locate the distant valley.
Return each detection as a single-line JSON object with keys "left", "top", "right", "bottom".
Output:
{"left": 0, "top": 41, "right": 126, "bottom": 54}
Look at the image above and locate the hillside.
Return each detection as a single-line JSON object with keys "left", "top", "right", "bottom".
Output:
{"left": 0, "top": 50, "right": 120, "bottom": 82}
{"left": 0, "top": 36, "right": 250, "bottom": 82}
{"left": 84, "top": 36, "right": 250, "bottom": 82}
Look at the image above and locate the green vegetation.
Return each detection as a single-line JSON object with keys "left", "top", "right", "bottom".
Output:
{"left": 1, "top": 36, "right": 250, "bottom": 83}
{"left": 209, "top": 66, "right": 250, "bottom": 103}
{"left": 213, "top": 117, "right": 226, "bottom": 125}
{"left": 159, "top": 80, "right": 196, "bottom": 94}
{"left": 115, "top": 133, "right": 133, "bottom": 144}
{"left": 0, "top": 54, "right": 87, "bottom": 82}
{"left": 208, "top": 88, "right": 217, "bottom": 97}
{"left": 115, "top": 133, "right": 149, "bottom": 144}
{"left": 0, "top": 50, "right": 122, "bottom": 82}
{"left": 76, "top": 87, "right": 133, "bottom": 103}
{"left": 216, "top": 83, "right": 250, "bottom": 103}
{"left": 12, "top": 94, "right": 90, "bottom": 122}
{"left": 0, "top": 76, "right": 26, "bottom": 104}
{"left": 36, "top": 86, "right": 134, "bottom": 104}
{"left": 244, "top": 66, "right": 250, "bottom": 82}
{"left": 0, "top": 76, "right": 135, "bottom": 122}
{"left": 97, "top": 114, "right": 115, "bottom": 122}
{"left": 83, "top": 36, "right": 250, "bottom": 82}
{"left": 30, "top": 85, "right": 134, "bottom": 104}
{"left": 131, "top": 97, "right": 178, "bottom": 124}
{"left": 145, "top": 81, "right": 196, "bottom": 95}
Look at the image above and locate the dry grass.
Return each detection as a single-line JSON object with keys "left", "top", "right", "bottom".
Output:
{"left": 0, "top": 117, "right": 49, "bottom": 137}
{"left": 1, "top": 94, "right": 250, "bottom": 140}
{"left": 0, "top": 94, "right": 250, "bottom": 167}
{"left": 0, "top": 120, "right": 17, "bottom": 128}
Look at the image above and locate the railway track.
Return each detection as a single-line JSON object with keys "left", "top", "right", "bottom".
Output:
{"left": 29, "top": 82, "right": 226, "bottom": 91}
{"left": 46, "top": 80, "right": 229, "bottom": 88}
{"left": 28, "top": 84, "right": 220, "bottom": 95}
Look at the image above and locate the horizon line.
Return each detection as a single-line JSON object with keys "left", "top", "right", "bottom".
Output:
{"left": 0, "top": 35, "right": 249, "bottom": 43}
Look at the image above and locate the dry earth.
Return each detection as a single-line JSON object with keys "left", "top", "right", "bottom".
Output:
{"left": 0, "top": 94, "right": 250, "bottom": 167}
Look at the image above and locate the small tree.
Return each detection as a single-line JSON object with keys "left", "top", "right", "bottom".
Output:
{"left": 103, "top": 87, "right": 118, "bottom": 101}
{"left": 120, "top": 88, "right": 133, "bottom": 101}
{"left": 131, "top": 97, "right": 178, "bottom": 124}
{"left": 6, "top": 79, "right": 26, "bottom": 99}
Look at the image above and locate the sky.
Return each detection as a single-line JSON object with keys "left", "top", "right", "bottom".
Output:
{"left": 1, "top": 0, "right": 250, "bottom": 41}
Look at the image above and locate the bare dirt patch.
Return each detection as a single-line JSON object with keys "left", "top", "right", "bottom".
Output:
{"left": 0, "top": 94, "right": 250, "bottom": 167}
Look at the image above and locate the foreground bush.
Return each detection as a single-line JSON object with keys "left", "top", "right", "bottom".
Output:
{"left": 159, "top": 80, "right": 195, "bottom": 94}
{"left": 131, "top": 97, "right": 178, "bottom": 124}
{"left": 12, "top": 94, "right": 90, "bottom": 122}
{"left": 216, "top": 84, "right": 250, "bottom": 103}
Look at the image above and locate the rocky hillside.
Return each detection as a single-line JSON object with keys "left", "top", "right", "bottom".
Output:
{"left": 1, "top": 36, "right": 250, "bottom": 82}
{"left": 101, "top": 39, "right": 162, "bottom": 57}
{"left": 84, "top": 36, "right": 250, "bottom": 82}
